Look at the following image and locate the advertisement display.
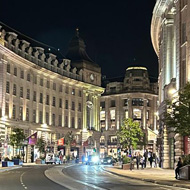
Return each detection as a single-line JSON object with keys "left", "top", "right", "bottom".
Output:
{"left": 28, "top": 132, "right": 37, "bottom": 145}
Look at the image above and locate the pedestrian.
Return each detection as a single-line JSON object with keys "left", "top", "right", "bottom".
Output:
{"left": 175, "top": 157, "right": 183, "bottom": 179}
{"left": 140, "top": 156, "right": 144, "bottom": 169}
{"left": 143, "top": 149, "right": 148, "bottom": 168}
{"left": 136, "top": 152, "right": 140, "bottom": 170}
{"left": 59, "top": 154, "right": 63, "bottom": 164}
{"left": 149, "top": 152, "right": 153, "bottom": 168}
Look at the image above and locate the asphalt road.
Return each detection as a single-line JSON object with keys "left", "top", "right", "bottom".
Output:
{"left": 61, "top": 164, "right": 188, "bottom": 190}
{"left": 0, "top": 165, "right": 69, "bottom": 190}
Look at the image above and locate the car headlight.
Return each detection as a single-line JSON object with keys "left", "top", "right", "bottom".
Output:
{"left": 92, "top": 156, "right": 99, "bottom": 163}
{"left": 108, "top": 159, "right": 111, "bottom": 163}
{"left": 85, "top": 157, "right": 88, "bottom": 161}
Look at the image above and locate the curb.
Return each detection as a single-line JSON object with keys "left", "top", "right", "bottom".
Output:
{"left": 102, "top": 167, "right": 190, "bottom": 189}
{"left": 0, "top": 165, "right": 22, "bottom": 172}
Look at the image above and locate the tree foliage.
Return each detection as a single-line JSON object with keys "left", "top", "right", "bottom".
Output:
{"left": 9, "top": 128, "right": 25, "bottom": 149}
{"left": 36, "top": 137, "right": 46, "bottom": 153}
{"left": 164, "top": 82, "right": 190, "bottom": 136}
{"left": 117, "top": 118, "right": 143, "bottom": 150}
{"left": 64, "top": 131, "right": 74, "bottom": 145}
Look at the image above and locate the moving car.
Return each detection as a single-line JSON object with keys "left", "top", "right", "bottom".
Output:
{"left": 101, "top": 156, "right": 116, "bottom": 165}
{"left": 85, "top": 155, "right": 100, "bottom": 165}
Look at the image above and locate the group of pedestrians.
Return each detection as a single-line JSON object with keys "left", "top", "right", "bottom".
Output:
{"left": 134, "top": 150, "right": 159, "bottom": 169}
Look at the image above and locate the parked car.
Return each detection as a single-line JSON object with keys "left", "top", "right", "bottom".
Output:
{"left": 85, "top": 155, "right": 100, "bottom": 165}
{"left": 101, "top": 156, "right": 116, "bottom": 165}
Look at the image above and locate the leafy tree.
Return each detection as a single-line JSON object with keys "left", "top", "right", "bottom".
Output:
{"left": 9, "top": 128, "right": 25, "bottom": 156}
{"left": 117, "top": 118, "right": 143, "bottom": 151}
{"left": 64, "top": 131, "right": 75, "bottom": 157}
{"left": 164, "top": 82, "right": 190, "bottom": 136}
{"left": 36, "top": 137, "right": 46, "bottom": 155}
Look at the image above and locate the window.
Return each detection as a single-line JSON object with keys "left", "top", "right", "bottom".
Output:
{"left": 132, "top": 98, "right": 143, "bottom": 106}
{"left": 14, "top": 67, "right": 17, "bottom": 76}
{"left": 65, "top": 116, "right": 68, "bottom": 127}
{"left": 20, "top": 87, "right": 23, "bottom": 98}
{"left": 46, "top": 81, "right": 50, "bottom": 88}
{"left": 59, "top": 98, "right": 62, "bottom": 108}
{"left": 78, "top": 103, "right": 81, "bottom": 112}
{"left": 40, "top": 93, "right": 43, "bottom": 103}
{"left": 110, "top": 110, "right": 115, "bottom": 120}
{"left": 100, "top": 101, "right": 105, "bottom": 108}
{"left": 7, "top": 64, "right": 10, "bottom": 73}
{"left": 52, "top": 114, "right": 55, "bottom": 126}
{"left": 59, "top": 115, "right": 62, "bottom": 126}
{"left": 72, "top": 89, "right": 75, "bottom": 95}
{"left": 72, "top": 101, "right": 75, "bottom": 110}
{"left": 19, "top": 106, "right": 23, "bottom": 120}
{"left": 124, "top": 99, "right": 128, "bottom": 106}
{"left": 6, "top": 81, "right": 10, "bottom": 93}
{"left": 65, "top": 86, "right": 69, "bottom": 94}
{"left": 46, "top": 112, "right": 49, "bottom": 125}
{"left": 26, "top": 108, "right": 29, "bottom": 121}
{"left": 65, "top": 100, "right": 68, "bottom": 109}
{"left": 33, "top": 110, "right": 36, "bottom": 123}
{"left": 5, "top": 102, "right": 9, "bottom": 116}
{"left": 12, "top": 105, "right": 16, "bottom": 119}
{"left": 33, "top": 91, "right": 36, "bottom": 101}
{"left": 39, "top": 111, "right": 43, "bottom": 124}
{"left": 71, "top": 117, "right": 75, "bottom": 128}
{"left": 147, "top": 110, "right": 149, "bottom": 120}
{"left": 59, "top": 85, "right": 62, "bottom": 92}
{"left": 78, "top": 118, "right": 81, "bottom": 129}
{"left": 53, "top": 83, "right": 56, "bottom": 90}
{"left": 20, "top": 70, "right": 24, "bottom": 79}
{"left": 110, "top": 86, "right": 116, "bottom": 93}
{"left": 52, "top": 97, "right": 56, "bottom": 107}
{"left": 46, "top": 95, "right": 49, "bottom": 105}
{"left": 27, "top": 74, "right": 30, "bottom": 81}
{"left": 40, "top": 78, "right": 43, "bottom": 86}
{"left": 147, "top": 99, "right": 150, "bottom": 107}
{"left": 125, "top": 110, "right": 129, "bottom": 119}
{"left": 79, "top": 90, "right": 82, "bottom": 97}
{"left": 27, "top": 89, "right": 30, "bottom": 100}
{"left": 13, "top": 84, "right": 16, "bottom": 96}
{"left": 133, "top": 108, "right": 142, "bottom": 119}
{"left": 34, "top": 76, "right": 37, "bottom": 84}
{"left": 100, "top": 110, "right": 105, "bottom": 121}
{"left": 110, "top": 100, "right": 115, "bottom": 107}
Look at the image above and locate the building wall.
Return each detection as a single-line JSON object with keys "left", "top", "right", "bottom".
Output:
{"left": 0, "top": 24, "right": 104, "bottom": 161}
{"left": 151, "top": 0, "right": 190, "bottom": 168}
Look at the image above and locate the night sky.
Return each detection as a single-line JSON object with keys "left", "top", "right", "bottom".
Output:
{"left": 1, "top": 0, "right": 158, "bottom": 79}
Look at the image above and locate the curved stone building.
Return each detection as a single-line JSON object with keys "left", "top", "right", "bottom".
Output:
{"left": 100, "top": 66, "right": 158, "bottom": 158}
{"left": 0, "top": 23, "right": 104, "bottom": 162}
{"left": 151, "top": 0, "right": 190, "bottom": 168}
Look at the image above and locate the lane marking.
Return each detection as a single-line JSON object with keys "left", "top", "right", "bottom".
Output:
{"left": 20, "top": 171, "right": 28, "bottom": 189}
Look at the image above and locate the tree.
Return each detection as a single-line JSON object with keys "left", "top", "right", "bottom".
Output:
{"left": 64, "top": 131, "right": 74, "bottom": 157}
{"left": 165, "top": 82, "right": 190, "bottom": 136}
{"left": 36, "top": 137, "right": 46, "bottom": 157}
{"left": 117, "top": 118, "right": 143, "bottom": 151}
{"left": 9, "top": 128, "right": 25, "bottom": 156}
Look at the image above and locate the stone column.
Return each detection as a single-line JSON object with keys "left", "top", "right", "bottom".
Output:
{"left": 82, "top": 90, "right": 87, "bottom": 130}
{"left": 27, "top": 145, "right": 31, "bottom": 163}
{"left": 143, "top": 98, "right": 147, "bottom": 130}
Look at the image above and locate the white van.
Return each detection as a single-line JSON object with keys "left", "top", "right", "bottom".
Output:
{"left": 45, "top": 153, "right": 56, "bottom": 164}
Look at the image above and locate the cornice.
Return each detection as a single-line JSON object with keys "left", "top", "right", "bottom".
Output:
{"left": 151, "top": 0, "right": 173, "bottom": 56}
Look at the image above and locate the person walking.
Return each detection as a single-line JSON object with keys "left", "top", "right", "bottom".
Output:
{"left": 175, "top": 157, "right": 183, "bottom": 179}
{"left": 136, "top": 152, "right": 140, "bottom": 170}
{"left": 149, "top": 152, "right": 153, "bottom": 168}
{"left": 143, "top": 150, "right": 148, "bottom": 168}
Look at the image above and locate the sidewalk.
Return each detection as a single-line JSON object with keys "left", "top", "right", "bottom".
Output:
{"left": 0, "top": 162, "right": 22, "bottom": 172}
{"left": 103, "top": 165, "right": 190, "bottom": 189}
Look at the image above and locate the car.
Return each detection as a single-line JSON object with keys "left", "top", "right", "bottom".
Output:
{"left": 85, "top": 155, "right": 100, "bottom": 165}
{"left": 101, "top": 156, "right": 116, "bottom": 165}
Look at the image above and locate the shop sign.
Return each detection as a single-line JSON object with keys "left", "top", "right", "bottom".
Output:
{"left": 28, "top": 132, "right": 37, "bottom": 145}
{"left": 58, "top": 138, "right": 64, "bottom": 146}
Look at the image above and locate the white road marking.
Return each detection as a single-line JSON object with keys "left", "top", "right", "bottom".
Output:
{"left": 20, "top": 171, "right": 28, "bottom": 189}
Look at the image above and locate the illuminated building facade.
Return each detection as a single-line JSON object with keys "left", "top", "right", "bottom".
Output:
{"left": 100, "top": 67, "right": 158, "bottom": 158}
{"left": 151, "top": 0, "right": 190, "bottom": 168}
{"left": 0, "top": 23, "right": 104, "bottom": 162}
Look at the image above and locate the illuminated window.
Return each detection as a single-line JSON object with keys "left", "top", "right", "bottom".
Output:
{"left": 110, "top": 110, "right": 115, "bottom": 120}
{"left": 133, "top": 108, "right": 141, "bottom": 119}
{"left": 125, "top": 110, "right": 129, "bottom": 119}
{"left": 100, "top": 111, "right": 105, "bottom": 120}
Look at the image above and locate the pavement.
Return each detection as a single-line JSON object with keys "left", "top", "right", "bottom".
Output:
{"left": 103, "top": 165, "right": 190, "bottom": 189}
